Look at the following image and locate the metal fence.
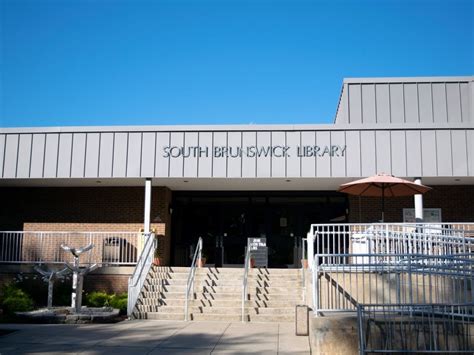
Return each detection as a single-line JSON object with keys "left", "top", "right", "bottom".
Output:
{"left": 312, "top": 253, "right": 474, "bottom": 316}
{"left": 0, "top": 231, "right": 144, "bottom": 265}
{"left": 128, "top": 232, "right": 155, "bottom": 317}
{"left": 358, "top": 304, "right": 474, "bottom": 354}
{"left": 310, "top": 223, "right": 474, "bottom": 260}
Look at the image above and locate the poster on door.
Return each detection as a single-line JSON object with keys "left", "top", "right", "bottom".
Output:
{"left": 247, "top": 238, "right": 268, "bottom": 267}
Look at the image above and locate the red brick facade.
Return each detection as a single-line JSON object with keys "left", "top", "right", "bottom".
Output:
{"left": 0, "top": 186, "right": 173, "bottom": 264}
{"left": 348, "top": 185, "right": 474, "bottom": 223}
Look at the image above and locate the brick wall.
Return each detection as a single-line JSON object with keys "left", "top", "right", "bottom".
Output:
{"left": 348, "top": 185, "right": 474, "bottom": 223}
{"left": 84, "top": 274, "right": 129, "bottom": 294}
{"left": 0, "top": 186, "right": 173, "bottom": 265}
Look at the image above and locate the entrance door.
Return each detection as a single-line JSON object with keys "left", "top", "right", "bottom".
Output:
{"left": 170, "top": 192, "right": 348, "bottom": 267}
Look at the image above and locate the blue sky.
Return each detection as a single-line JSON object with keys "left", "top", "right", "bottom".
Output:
{"left": 1, "top": 0, "right": 472, "bottom": 127}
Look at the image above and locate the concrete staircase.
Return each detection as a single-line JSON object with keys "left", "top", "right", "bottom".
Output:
{"left": 131, "top": 266, "right": 304, "bottom": 322}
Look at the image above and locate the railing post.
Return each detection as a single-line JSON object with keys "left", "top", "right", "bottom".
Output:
{"left": 312, "top": 256, "right": 320, "bottom": 317}
{"left": 307, "top": 231, "right": 315, "bottom": 270}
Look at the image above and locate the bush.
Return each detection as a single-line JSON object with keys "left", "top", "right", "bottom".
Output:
{"left": 84, "top": 291, "right": 112, "bottom": 307}
{"left": 1, "top": 284, "right": 34, "bottom": 314}
{"left": 10, "top": 273, "right": 72, "bottom": 307}
{"left": 84, "top": 291, "right": 128, "bottom": 315}
{"left": 109, "top": 293, "right": 128, "bottom": 315}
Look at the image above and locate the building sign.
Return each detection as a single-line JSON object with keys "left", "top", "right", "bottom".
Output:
{"left": 163, "top": 145, "right": 347, "bottom": 158}
{"left": 248, "top": 237, "right": 268, "bottom": 267}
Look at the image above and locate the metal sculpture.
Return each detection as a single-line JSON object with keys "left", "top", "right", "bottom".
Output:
{"left": 34, "top": 266, "right": 70, "bottom": 308}
{"left": 61, "top": 243, "right": 98, "bottom": 313}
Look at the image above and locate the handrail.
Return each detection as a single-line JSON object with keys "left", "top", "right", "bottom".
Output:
{"left": 312, "top": 252, "right": 473, "bottom": 317}
{"left": 241, "top": 245, "right": 251, "bottom": 322}
{"left": 184, "top": 237, "right": 202, "bottom": 321}
{"left": 301, "top": 237, "right": 307, "bottom": 304}
{"left": 127, "top": 232, "right": 154, "bottom": 317}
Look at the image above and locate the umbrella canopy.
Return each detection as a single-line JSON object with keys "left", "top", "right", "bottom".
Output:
{"left": 338, "top": 173, "right": 432, "bottom": 222}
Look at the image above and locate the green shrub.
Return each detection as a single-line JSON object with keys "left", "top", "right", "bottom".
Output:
{"left": 84, "top": 291, "right": 127, "bottom": 315}
{"left": 2, "top": 296, "right": 34, "bottom": 314}
{"left": 1, "top": 284, "right": 34, "bottom": 314}
{"left": 109, "top": 293, "right": 128, "bottom": 315}
{"left": 84, "top": 291, "right": 112, "bottom": 307}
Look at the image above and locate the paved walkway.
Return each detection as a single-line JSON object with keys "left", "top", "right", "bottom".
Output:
{"left": 0, "top": 320, "right": 311, "bottom": 354}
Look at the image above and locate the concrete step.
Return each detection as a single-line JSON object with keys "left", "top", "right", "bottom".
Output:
{"left": 151, "top": 266, "right": 190, "bottom": 273}
{"left": 249, "top": 307, "right": 295, "bottom": 315}
{"left": 250, "top": 293, "right": 303, "bottom": 301}
{"left": 250, "top": 286, "right": 304, "bottom": 294}
{"left": 145, "top": 312, "right": 185, "bottom": 321}
{"left": 248, "top": 314, "right": 295, "bottom": 323}
{"left": 190, "top": 313, "right": 242, "bottom": 322}
{"left": 135, "top": 304, "right": 160, "bottom": 312}
{"left": 196, "top": 292, "right": 241, "bottom": 300}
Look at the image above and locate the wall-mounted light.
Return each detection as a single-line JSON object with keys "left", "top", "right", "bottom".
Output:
{"left": 168, "top": 204, "right": 173, "bottom": 215}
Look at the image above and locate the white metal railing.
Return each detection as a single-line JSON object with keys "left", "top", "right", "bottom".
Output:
{"left": 358, "top": 304, "right": 474, "bottom": 354}
{"left": 241, "top": 245, "right": 251, "bottom": 322}
{"left": 308, "top": 223, "right": 474, "bottom": 265}
{"left": 0, "top": 231, "right": 143, "bottom": 265}
{"left": 312, "top": 253, "right": 474, "bottom": 316}
{"left": 127, "top": 232, "right": 155, "bottom": 317}
{"left": 301, "top": 237, "right": 307, "bottom": 304}
{"left": 184, "top": 237, "right": 202, "bottom": 321}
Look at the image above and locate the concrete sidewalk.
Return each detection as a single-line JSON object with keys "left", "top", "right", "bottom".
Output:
{"left": 0, "top": 320, "right": 311, "bottom": 354}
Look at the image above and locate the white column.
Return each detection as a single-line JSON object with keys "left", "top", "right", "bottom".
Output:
{"left": 144, "top": 178, "right": 152, "bottom": 233}
{"left": 414, "top": 177, "right": 423, "bottom": 222}
{"left": 307, "top": 231, "right": 315, "bottom": 270}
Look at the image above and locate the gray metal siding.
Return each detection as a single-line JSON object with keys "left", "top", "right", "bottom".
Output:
{"left": 360, "top": 131, "right": 376, "bottom": 176}
{"left": 113, "top": 133, "right": 128, "bottom": 177}
{"left": 43, "top": 134, "right": 59, "bottom": 178}
{"left": 375, "top": 131, "right": 391, "bottom": 174}
{"left": 156, "top": 132, "right": 170, "bottom": 178}
{"left": 126, "top": 133, "right": 142, "bottom": 177}
{"left": 451, "top": 130, "right": 468, "bottom": 176}
{"left": 183, "top": 132, "right": 199, "bottom": 178}
{"left": 17, "top": 134, "right": 32, "bottom": 178}
{"left": 0, "top": 135, "right": 5, "bottom": 178}
{"left": 336, "top": 79, "right": 472, "bottom": 125}
{"left": 227, "top": 132, "right": 242, "bottom": 178}
{"left": 30, "top": 133, "right": 45, "bottom": 177}
{"left": 256, "top": 132, "right": 271, "bottom": 178}
{"left": 421, "top": 131, "right": 437, "bottom": 176}
{"left": 391, "top": 131, "right": 406, "bottom": 176}
{"left": 213, "top": 132, "right": 227, "bottom": 178}
{"left": 99, "top": 133, "right": 114, "bottom": 177}
{"left": 3, "top": 134, "right": 19, "bottom": 178}
{"left": 85, "top": 133, "right": 100, "bottom": 178}
{"left": 1, "top": 128, "right": 472, "bottom": 179}
{"left": 468, "top": 130, "right": 474, "bottom": 176}
{"left": 242, "top": 132, "right": 256, "bottom": 178}
{"left": 301, "top": 131, "right": 315, "bottom": 177}
{"left": 57, "top": 133, "right": 72, "bottom": 178}
{"left": 141, "top": 132, "right": 156, "bottom": 178}
{"left": 406, "top": 131, "right": 422, "bottom": 177}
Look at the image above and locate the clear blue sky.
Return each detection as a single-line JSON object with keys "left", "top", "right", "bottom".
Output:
{"left": 1, "top": 0, "right": 472, "bottom": 127}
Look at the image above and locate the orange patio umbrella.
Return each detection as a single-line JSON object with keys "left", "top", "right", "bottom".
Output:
{"left": 338, "top": 173, "right": 432, "bottom": 222}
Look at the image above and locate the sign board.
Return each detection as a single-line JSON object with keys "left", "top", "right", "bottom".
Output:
{"left": 403, "top": 208, "right": 442, "bottom": 223}
{"left": 247, "top": 238, "right": 268, "bottom": 267}
{"left": 403, "top": 208, "right": 442, "bottom": 234}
